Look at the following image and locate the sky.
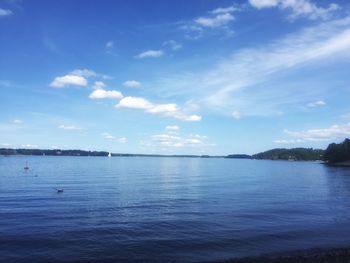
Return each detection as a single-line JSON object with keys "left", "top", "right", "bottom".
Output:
{"left": 1, "top": 0, "right": 350, "bottom": 155}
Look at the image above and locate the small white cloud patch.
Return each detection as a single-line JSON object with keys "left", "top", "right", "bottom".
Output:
{"left": 166, "top": 125, "right": 180, "bottom": 131}
{"left": 163, "top": 40, "right": 182, "bottom": 51}
{"left": 50, "top": 69, "right": 97, "bottom": 88}
{"left": 58, "top": 125, "right": 82, "bottom": 130}
{"left": 0, "top": 8, "right": 13, "bottom": 16}
{"left": 283, "top": 123, "right": 350, "bottom": 141}
{"left": 123, "top": 80, "right": 141, "bottom": 88}
{"left": 102, "top": 132, "right": 127, "bottom": 143}
{"left": 306, "top": 100, "right": 326, "bottom": 108}
{"left": 232, "top": 111, "right": 241, "bottom": 119}
{"left": 50, "top": 75, "right": 87, "bottom": 88}
{"left": 115, "top": 96, "right": 201, "bottom": 122}
{"left": 13, "top": 119, "right": 23, "bottom": 124}
{"left": 195, "top": 13, "right": 234, "bottom": 28}
{"left": 248, "top": 0, "right": 340, "bottom": 20}
{"left": 136, "top": 50, "right": 163, "bottom": 58}
{"left": 92, "top": 81, "right": 106, "bottom": 89}
{"left": 105, "top": 41, "right": 114, "bottom": 48}
{"left": 89, "top": 89, "right": 123, "bottom": 100}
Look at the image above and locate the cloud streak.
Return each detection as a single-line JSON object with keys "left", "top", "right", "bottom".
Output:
{"left": 284, "top": 123, "right": 350, "bottom": 141}
{"left": 136, "top": 50, "right": 163, "bottom": 58}
{"left": 157, "top": 17, "right": 350, "bottom": 117}
{"left": 115, "top": 96, "right": 201, "bottom": 121}
{"left": 249, "top": 0, "right": 340, "bottom": 20}
{"left": 0, "top": 8, "right": 12, "bottom": 17}
{"left": 58, "top": 125, "right": 82, "bottom": 131}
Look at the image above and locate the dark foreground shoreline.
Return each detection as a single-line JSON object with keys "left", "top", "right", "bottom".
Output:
{"left": 217, "top": 247, "right": 350, "bottom": 263}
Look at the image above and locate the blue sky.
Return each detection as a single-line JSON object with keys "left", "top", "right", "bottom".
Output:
{"left": 1, "top": 0, "right": 350, "bottom": 155}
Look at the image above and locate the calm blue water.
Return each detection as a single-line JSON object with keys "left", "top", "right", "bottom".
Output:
{"left": 1, "top": 156, "right": 350, "bottom": 262}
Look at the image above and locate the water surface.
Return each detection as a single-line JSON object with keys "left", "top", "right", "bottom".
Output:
{"left": 1, "top": 156, "right": 350, "bottom": 262}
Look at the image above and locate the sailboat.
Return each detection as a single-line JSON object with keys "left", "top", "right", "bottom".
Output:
{"left": 108, "top": 152, "right": 112, "bottom": 157}
{"left": 24, "top": 161, "right": 29, "bottom": 170}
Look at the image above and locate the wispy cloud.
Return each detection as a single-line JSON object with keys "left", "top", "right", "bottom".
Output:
{"left": 231, "top": 111, "right": 241, "bottom": 120}
{"left": 159, "top": 17, "right": 350, "bottom": 117}
{"left": 283, "top": 123, "right": 350, "bottom": 141}
{"left": 102, "top": 132, "right": 127, "bottom": 143}
{"left": 248, "top": 0, "right": 340, "bottom": 20}
{"left": 13, "top": 119, "right": 23, "bottom": 124}
{"left": 0, "top": 8, "right": 13, "bottom": 17}
{"left": 92, "top": 81, "right": 106, "bottom": 89}
{"left": 58, "top": 125, "right": 82, "bottom": 131}
{"left": 166, "top": 125, "right": 179, "bottom": 131}
{"left": 306, "top": 100, "right": 326, "bottom": 108}
{"left": 136, "top": 50, "right": 163, "bottom": 58}
{"left": 163, "top": 40, "right": 182, "bottom": 51}
{"left": 195, "top": 13, "right": 235, "bottom": 28}
{"left": 105, "top": 41, "right": 114, "bottom": 49}
{"left": 141, "top": 126, "right": 213, "bottom": 149}
{"left": 123, "top": 80, "right": 141, "bottom": 88}
{"left": 211, "top": 5, "right": 241, "bottom": 14}
{"left": 21, "top": 144, "right": 38, "bottom": 148}
{"left": 274, "top": 139, "right": 302, "bottom": 144}
{"left": 180, "top": 4, "right": 239, "bottom": 39}
{"left": 115, "top": 96, "right": 201, "bottom": 121}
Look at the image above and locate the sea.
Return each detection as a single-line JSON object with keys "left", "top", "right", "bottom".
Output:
{"left": 1, "top": 156, "right": 350, "bottom": 262}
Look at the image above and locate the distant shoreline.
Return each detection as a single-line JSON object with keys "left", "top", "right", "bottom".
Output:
{"left": 1, "top": 147, "right": 349, "bottom": 164}
{"left": 218, "top": 247, "right": 350, "bottom": 263}
{"left": 326, "top": 161, "right": 350, "bottom": 167}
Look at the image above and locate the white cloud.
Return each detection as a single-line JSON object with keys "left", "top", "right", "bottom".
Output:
{"left": 284, "top": 123, "right": 350, "bottom": 141}
{"left": 116, "top": 96, "right": 153, "bottom": 110}
{"left": 115, "top": 96, "right": 201, "bottom": 121}
{"left": 154, "top": 18, "right": 350, "bottom": 118}
{"left": 102, "top": 132, "right": 127, "bottom": 143}
{"left": 274, "top": 139, "right": 302, "bottom": 144}
{"left": 232, "top": 111, "right": 241, "bottom": 119}
{"left": 1, "top": 143, "right": 11, "bottom": 147}
{"left": 145, "top": 130, "right": 212, "bottom": 149}
{"left": 163, "top": 40, "right": 182, "bottom": 51}
{"left": 13, "top": 119, "right": 23, "bottom": 124}
{"left": 92, "top": 81, "right": 106, "bottom": 89}
{"left": 195, "top": 13, "right": 235, "bottom": 28}
{"left": 187, "top": 17, "right": 350, "bottom": 114}
{"left": 249, "top": 0, "right": 340, "bottom": 20}
{"left": 180, "top": 4, "right": 239, "bottom": 39}
{"left": 50, "top": 69, "right": 98, "bottom": 88}
{"left": 249, "top": 0, "right": 279, "bottom": 8}
{"left": 106, "top": 41, "right": 114, "bottom": 48}
{"left": 118, "top": 137, "right": 127, "bottom": 143}
{"left": 136, "top": 50, "right": 163, "bottom": 58}
{"left": 58, "top": 125, "right": 82, "bottom": 130}
{"left": 166, "top": 125, "right": 180, "bottom": 131}
{"left": 211, "top": 5, "right": 240, "bottom": 14}
{"left": 70, "top": 69, "right": 97, "bottom": 78}
{"left": 123, "top": 80, "right": 141, "bottom": 88}
{"left": 306, "top": 100, "right": 326, "bottom": 108}
{"left": 182, "top": 115, "right": 202, "bottom": 122}
{"left": 21, "top": 144, "right": 38, "bottom": 148}
{"left": 0, "top": 8, "right": 12, "bottom": 16}
{"left": 102, "top": 132, "right": 115, "bottom": 139}
{"left": 89, "top": 89, "right": 123, "bottom": 99}
{"left": 50, "top": 75, "right": 87, "bottom": 88}
{"left": 147, "top": 103, "right": 178, "bottom": 114}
